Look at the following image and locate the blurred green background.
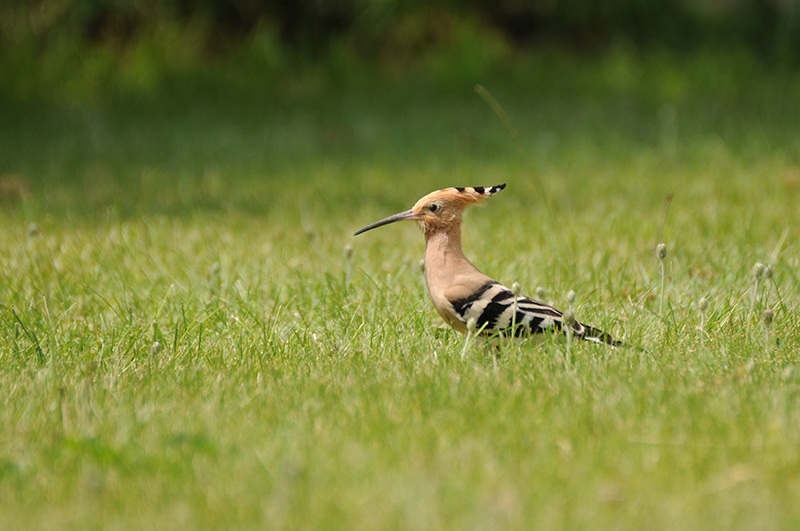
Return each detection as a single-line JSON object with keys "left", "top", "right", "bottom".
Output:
{"left": 2, "top": 0, "right": 799, "bottom": 103}
{"left": 2, "top": 0, "right": 799, "bottom": 215}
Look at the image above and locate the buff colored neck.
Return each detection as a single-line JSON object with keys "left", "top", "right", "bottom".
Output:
{"left": 423, "top": 225, "right": 482, "bottom": 294}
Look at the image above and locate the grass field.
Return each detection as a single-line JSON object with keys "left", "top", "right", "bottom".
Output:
{"left": 1, "top": 49, "right": 800, "bottom": 530}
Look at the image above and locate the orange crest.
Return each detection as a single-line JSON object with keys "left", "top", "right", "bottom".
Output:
{"left": 411, "top": 184, "right": 506, "bottom": 213}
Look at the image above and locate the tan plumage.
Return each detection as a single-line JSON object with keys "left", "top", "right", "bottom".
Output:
{"left": 355, "top": 184, "right": 620, "bottom": 346}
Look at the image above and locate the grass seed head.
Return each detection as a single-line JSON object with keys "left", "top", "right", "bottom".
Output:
{"left": 763, "top": 309, "right": 774, "bottom": 327}
{"left": 566, "top": 290, "right": 576, "bottom": 305}
{"left": 699, "top": 297, "right": 709, "bottom": 312}
{"left": 563, "top": 309, "right": 576, "bottom": 328}
{"left": 467, "top": 317, "right": 477, "bottom": 333}
{"left": 512, "top": 282, "right": 521, "bottom": 296}
{"left": 656, "top": 243, "right": 667, "bottom": 260}
{"left": 753, "top": 262, "right": 765, "bottom": 280}
{"left": 536, "top": 286, "right": 547, "bottom": 300}
{"left": 343, "top": 243, "right": 353, "bottom": 260}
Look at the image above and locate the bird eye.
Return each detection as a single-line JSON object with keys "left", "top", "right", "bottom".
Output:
{"left": 429, "top": 204, "right": 439, "bottom": 212}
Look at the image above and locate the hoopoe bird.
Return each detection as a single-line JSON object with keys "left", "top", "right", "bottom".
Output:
{"left": 355, "top": 184, "right": 621, "bottom": 346}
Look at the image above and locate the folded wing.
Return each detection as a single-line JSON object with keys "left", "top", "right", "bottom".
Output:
{"left": 446, "top": 280, "right": 620, "bottom": 346}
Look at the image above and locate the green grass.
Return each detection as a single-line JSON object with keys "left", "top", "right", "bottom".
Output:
{"left": 1, "top": 49, "right": 800, "bottom": 530}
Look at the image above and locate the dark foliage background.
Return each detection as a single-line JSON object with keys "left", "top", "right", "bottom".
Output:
{"left": 4, "top": 0, "right": 798, "bottom": 55}
{"left": 2, "top": 0, "right": 798, "bottom": 105}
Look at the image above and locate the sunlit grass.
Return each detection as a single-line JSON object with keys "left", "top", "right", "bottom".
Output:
{"left": 1, "top": 51, "right": 800, "bottom": 530}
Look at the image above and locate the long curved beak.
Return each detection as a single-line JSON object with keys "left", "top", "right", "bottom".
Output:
{"left": 354, "top": 209, "right": 421, "bottom": 236}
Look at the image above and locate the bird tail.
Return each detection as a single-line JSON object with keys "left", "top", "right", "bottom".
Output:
{"left": 577, "top": 324, "right": 624, "bottom": 348}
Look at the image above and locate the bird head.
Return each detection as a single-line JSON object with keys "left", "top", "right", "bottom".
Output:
{"left": 354, "top": 184, "right": 506, "bottom": 237}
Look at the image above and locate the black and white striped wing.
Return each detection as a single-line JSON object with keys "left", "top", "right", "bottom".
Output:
{"left": 448, "top": 281, "right": 619, "bottom": 346}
